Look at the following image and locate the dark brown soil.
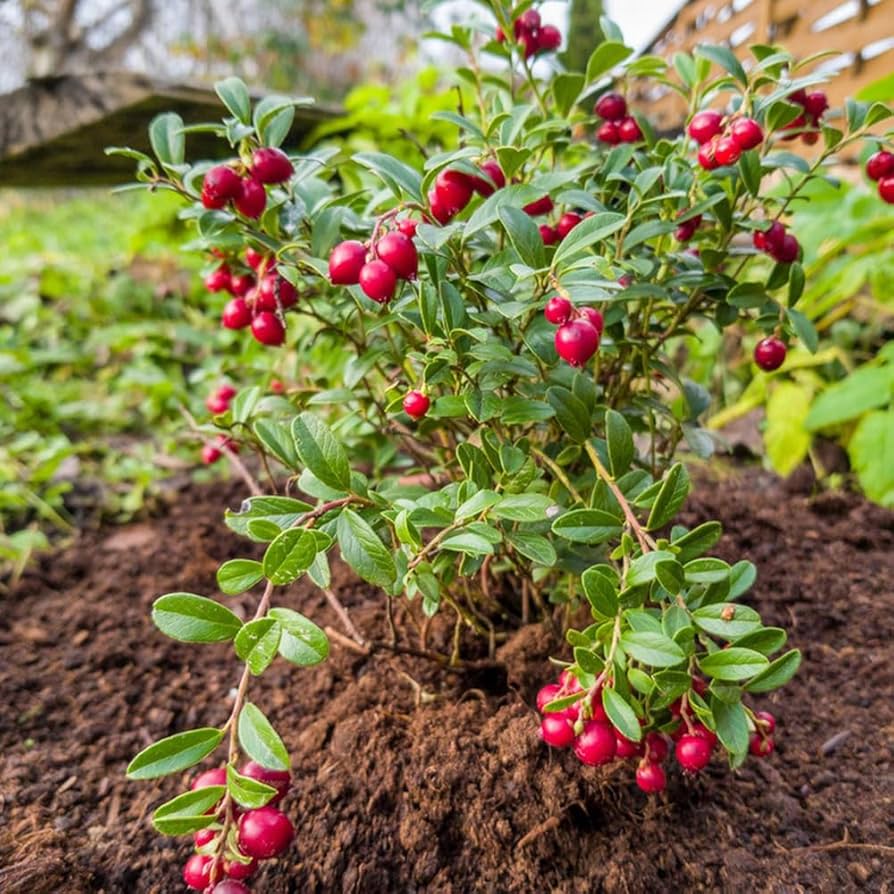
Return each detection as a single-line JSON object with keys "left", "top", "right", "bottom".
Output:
{"left": 2, "top": 468, "right": 893, "bottom": 893}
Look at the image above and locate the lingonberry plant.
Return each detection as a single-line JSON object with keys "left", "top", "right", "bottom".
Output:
{"left": 111, "top": 1, "right": 893, "bottom": 887}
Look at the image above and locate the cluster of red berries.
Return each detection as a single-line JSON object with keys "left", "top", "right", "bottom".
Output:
{"left": 782, "top": 89, "right": 829, "bottom": 144}
{"left": 201, "top": 385, "right": 240, "bottom": 464}
{"left": 183, "top": 763, "right": 295, "bottom": 892}
{"left": 594, "top": 93, "right": 643, "bottom": 145}
{"left": 752, "top": 220, "right": 800, "bottom": 264}
{"left": 201, "top": 147, "right": 294, "bottom": 219}
{"left": 209, "top": 248, "right": 296, "bottom": 347}
{"left": 495, "top": 8, "right": 561, "bottom": 58}
{"left": 688, "top": 111, "right": 763, "bottom": 169}
{"left": 674, "top": 212, "right": 702, "bottom": 243}
{"left": 543, "top": 296, "right": 603, "bottom": 367}
{"left": 428, "top": 160, "right": 506, "bottom": 224}
{"left": 538, "top": 672, "right": 778, "bottom": 793}
{"left": 328, "top": 222, "right": 419, "bottom": 304}
{"left": 866, "top": 150, "right": 894, "bottom": 203}
{"left": 539, "top": 210, "right": 583, "bottom": 245}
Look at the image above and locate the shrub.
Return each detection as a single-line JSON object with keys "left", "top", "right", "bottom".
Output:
{"left": 115, "top": 2, "right": 892, "bottom": 886}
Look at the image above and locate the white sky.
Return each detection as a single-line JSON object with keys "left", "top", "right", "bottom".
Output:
{"left": 605, "top": 0, "right": 683, "bottom": 50}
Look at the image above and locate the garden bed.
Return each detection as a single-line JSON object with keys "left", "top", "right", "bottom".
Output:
{"left": 1, "top": 467, "right": 892, "bottom": 893}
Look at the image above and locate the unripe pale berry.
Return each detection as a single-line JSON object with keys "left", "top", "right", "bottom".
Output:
{"left": 618, "top": 116, "right": 643, "bottom": 143}
{"left": 251, "top": 146, "right": 294, "bottom": 184}
{"left": 251, "top": 311, "right": 286, "bottom": 346}
{"left": 730, "top": 117, "right": 763, "bottom": 150}
{"left": 434, "top": 169, "right": 474, "bottom": 215}
{"left": 539, "top": 713, "right": 575, "bottom": 748}
{"left": 523, "top": 195, "right": 554, "bottom": 216}
{"left": 204, "top": 265, "right": 232, "bottom": 293}
{"left": 688, "top": 110, "right": 723, "bottom": 145}
{"left": 544, "top": 296, "right": 573, "bottom": 325}
{"left": 241, "top": 760, "right": 291, "bottom": 805}
{"left": 222, "top": 297, "right": 252, "bottom": 330}
{"left": 675, "top": 734, "right": 712, "bottom": 772}
{"left": 402, "top": 390, "right": 430, "bottom": 419}
{"left": 555, "top": 320, "right": 599, "bottom": 367}
{"left": 556, "top": 212, "right": 582, "bottom": 239}
{"left": 183, "top": 854, "right": 213, "bottom": 890}
{"left": 202, "top": 165, "right": 242, "bottom": 207}
{"left": 595, "top": 92, "right": 627, "bottom": 121}
{"left": 237, "top": 806, "right": 294, "bottom": 859}
{"left": 376, "top": 231, "right": 418, "bottom": 279}
{"left": 714, "top": 135, "right": 742, "bottom": 166}
{"left": 866, "top": 150, "right": 894, "bottom": 181}
{"left": 879, "top": 176, "right": 894, "bottom": 204}
{"left": 636, "top": 761, "right": 667, "bottom": 793}
{"left": 754, "top": 336, "right": 787, "bottom": 371}
{"left": 574, "top": 720, "right": 617, "bottom": 766}
{"left": 578, "top": 306, "right": 604, "bottom": 335}
{"left": 539, "top": 224, "right": 559, "bottom": 245}
{"left": 359, "top": 260, "right": 398, "bottom": 303}
{"left": 597, "top": 120, "right": 621, "bottom": 145}
{"left": 329, "top": 240, "right": 367, "bottom": 285}
{"left": 234, "top": 177, "right": 267, "bottom": 219}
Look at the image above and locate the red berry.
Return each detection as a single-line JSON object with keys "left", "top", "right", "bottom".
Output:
{"left": 402, "top": 390, "right": 430, "bottom": 420}
{"left": 801, "top": 130, "right": 819, "bottom": 145}
{"left": 540, "top": 713, "right": 575, "bottom": 748}
{"left": 539, "top": 224, "right": 559, "bottom": 245}
{"left": 241, "top": 760, "right": 291, "bottom": 805}
{"left": 183, "top": 854, "right": 213, "bottom": 890}
{"left": 615, "top": 732, "right": 644, "bottom": 759}
{"left": 754, "top": 220, "right": 786, "bottom": 254}
{"left": 201, "top": 445, "right": 222, "bottom": 465}
{"left": 788, "top": 88, "right": 808, "bottom": 106}
{"left": 879, "top": 176, "right": 894, "bottom": 204}
{"left": 496, "top": 25, "right": 506, "bottom": 42}
{"left": 595, "top": 92, "right": 627, "bottom": 121}
{"left": 730, "top": 117, "right": 763, "bottom": 151}
{"left": 697, "top": 138, "right": 720, "bottom": 170}
{"left": 754, "top": 710, "right": 776, "bottom": 734}
{"left": 866, "top": 150, "right": 894, "bottom": 181}
{"left": 803, "top": 91, "right": 829, "bottom": 121}
{"left": 270, "top": 378, "right": 285, "bottom": 394}
{"left": 211, "top": 883, "right": 251, "bottom": 894}
{"left": 544, "top": 296, "right": 573, "bottom": 325}
{"left": 556, "top": 212, "right": 583, "bottom": 239}
{"left": 636, "top": 761, "right": 667, "bottom": 793}
{"left": 536, "top": 683, "right": 562, "bottom": 712}
{"left": 202, "top": 166, "right": 242, "bottom": 208}
{"left": 688, "top": 110, "right": 723, "bottom": 145}
{"left": 234, "top": 177, "right": 267, "bottom": 219}
{"left": 578, "top": 306, "right": 604, "bottom": 335}
{"left": 256, "top": 273, "right": 297, "bottom": 311}
{"left": 251, "top": 146, "right": 294, "bottom": 184}
{"left": 193, "top": 827, "right": 217, "bottom": 847}
{"left": 537, "top": 24, "right": 562, "bottom": 52}
{"left": 597, "top": 121, "right": 621, "bottom": 145}
{"left": 224, "top": 858, "right": 258, "bottom": 880}
{"left": 618, "top": 116, "right": 643, "bottom": 143}
{"left": 754, "top": 336, "right": 787, "bottom": 371}
{"left": 359, "top": 259, "right": 398, "bottom": 304}
{"left": 397, "top": 218, "right": 419, "bottom": 237}
{"left": 523, "top": 195, "right": 554, "bottom": 216}
{"left": 517, "top": 8, "right": 541, "bottom": 32}
{"left": 714, "top": 135, "right": 742, "bottom": 166}
{"left": 222, "top": 297, "right": 252, "bottom": 330}
{"left": 206, "top": 394, "right": 230, "bottom": 415}
{"left": 771, "top": 233, "right": 799, "bottom": 264}
{"left": 618, "top": 274, "right": 633, "bottom": 287}
{"left": 675, "top": 734, "right": 712, "bottom": 772}
{"left": 376, "top": 231, "right": 418, "bottom": 280}
{"left": 574, "top": 721, "right": 617, "bottom": 766}
{"left": 237, "top": 806, "right": 294, "bottom": 859}
{"left": 749, "top": 734, "right": 775, "bottom": 757}
{"left": 690, "top": 723, "right": 718, "bottom": 749}
{"left": 245, "top": 247, "right": 265, "bottom": 269}
{"left": 518, "top": 29, "right": 539, "bottom": 58}
{"left": 470, "top": 159, "right": 506, "bottom": 196}
{"left": 644, "top": 732, "right": 669, "bottom": 764}
{"left": 204, "top": 265, "right": 232, "bottom": 293}
{"left": 329, "top": 240, "right": 367, "bottom": 285}
{"left": 434, "top": 169, "right": 474, "bottom": 215}
{"left": 428, "top": 188, "right": 454, "bottom": 225}
{"left": 229, "top": 273, "right": 255, "bottom": 297}
{"left": 555, "top": 320, "right": 599, "bottom": 367}
{"left": 192, "top": 768, "right": 227, "bottom": 790}
{"left": 251, "top": 311, "right": 286, "bottom": 346}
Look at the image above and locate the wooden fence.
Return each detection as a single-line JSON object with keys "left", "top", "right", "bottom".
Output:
{"left": 630, "top": 0, "right": 894, "bottom": 132}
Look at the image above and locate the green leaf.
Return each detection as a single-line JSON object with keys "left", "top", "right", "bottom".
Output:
{"left": 734, "top": 627, "right": 787, "bottom": 655}
{"left": 604, "top": 410, "right": 634, "bottom": 477}
{"left": 602, "top": 687, "right": 642, "bottom": 741}
{"left": 263, "top": 528, "right": 318, "bottom": 585}
{"left": 620, "top": 631, "right": 686, "bottom": 668}
{"left": 581, "top": 566, "right": 619, "bottom": 618}
{"left": 440, "top": 530, "right": 496, "bottom": 555}
{"left": 551, "top": 212, "right": 626, "bottom": 268}
{"left": 849, "top": 410, "right": 894, "bottom": 507}
{"left": 254, "top": 419, "right": 300, "bottom": 471}
{"left": 237, "top": 703, "right": 289, "bottom": 771}
{"left": 738, "top": 150, "right": 762, "bottom": 196}
{"left": 217, "top": 559, "right": 264, "bottom": 596}
{"left": 149, "top": 112, "right": 185, "bottom": 167}
{"left": 505, "top": 531, "right": 557, "bottom": 566}
{"left": 692, "top": 604, "right": 762, "bottom": 639}
{"left": 230, "top": 386, "right": 262, "bottom": 424}
{"left": 699, "top": 648, "right": 769, "bottom": 681}
{"left": 695, "top": 44, "right": 748, "bottom": 85}
{"left": 152, "top": 787, "right": 225, "bottom": 835}
{"left": 499, "top": 206, "right": 545, "bottom": 269}
{"left": 235, "top": 618, "right": 281, "bottom": 675}
{"left": 354, "top": 151, "right": 423, "bottom": 202}
{"left": 551, "top": 509, "right": 623, "bottom": 544}
{"left": 745, "top": 648, "right": 801, "bottom": 692}
{"left": 225, "top": 496, "right": 312, "bottom": 541}
{"left": 291, "top": 413, "right": 352, "bottom": 492}
{"left": 712, "top": 698, "right": 749, "bottom": 756}
{"left": 152, "top": 593, "right": 242, "bottom": 643}
{"left": 729, "top": 561, "right": 757, "bottom": 598}
{"left": 455, "top": 489, "right": 500, "bottom": 520}
{"left": 627, "top": 550, "right": 676, "bottom": 586}
{"left": 786, "top": 307, "right": 817, "bottom": 352}
{"left": 672, "top": 521, "right": 723, "bottom": 562}
{"left": 269, "top": 607, "right": 329, "bottom": 666}
{"left": 654, "top": 558, "right": 685, "bottom": 594}
{"left": 337, "top": 509, "right": 397, "bottom": 588}
{"left": 215, "top": 77, "right": 251, "bottom": 123}
{"left": 127, "top": 728, "right": 224, "bottom": 780}
{"left": 553, "top": 72, "right": 585, "bottom": 116}
{"left": 646, "top": 463, "right": 689, "bottom": 530}
{"left": 765, "top": 383, "right": 812, "bottom": 476}
{"left": 684, "top": 557, "right": 730, "bottom": 584}
{"left": 491, "top": 493, "right": 555, "bottom": 522}
{"left": 586, "top": 42, "right": 634, "bottom": 83}
{"left": 805, "top": 366, "right": 894, "bottom": 430}
{"left": 226, "top": 764, "right": 277, "bottom": 809}
{"left": 546, "top": 387, "right": 592, "bottom": 442}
